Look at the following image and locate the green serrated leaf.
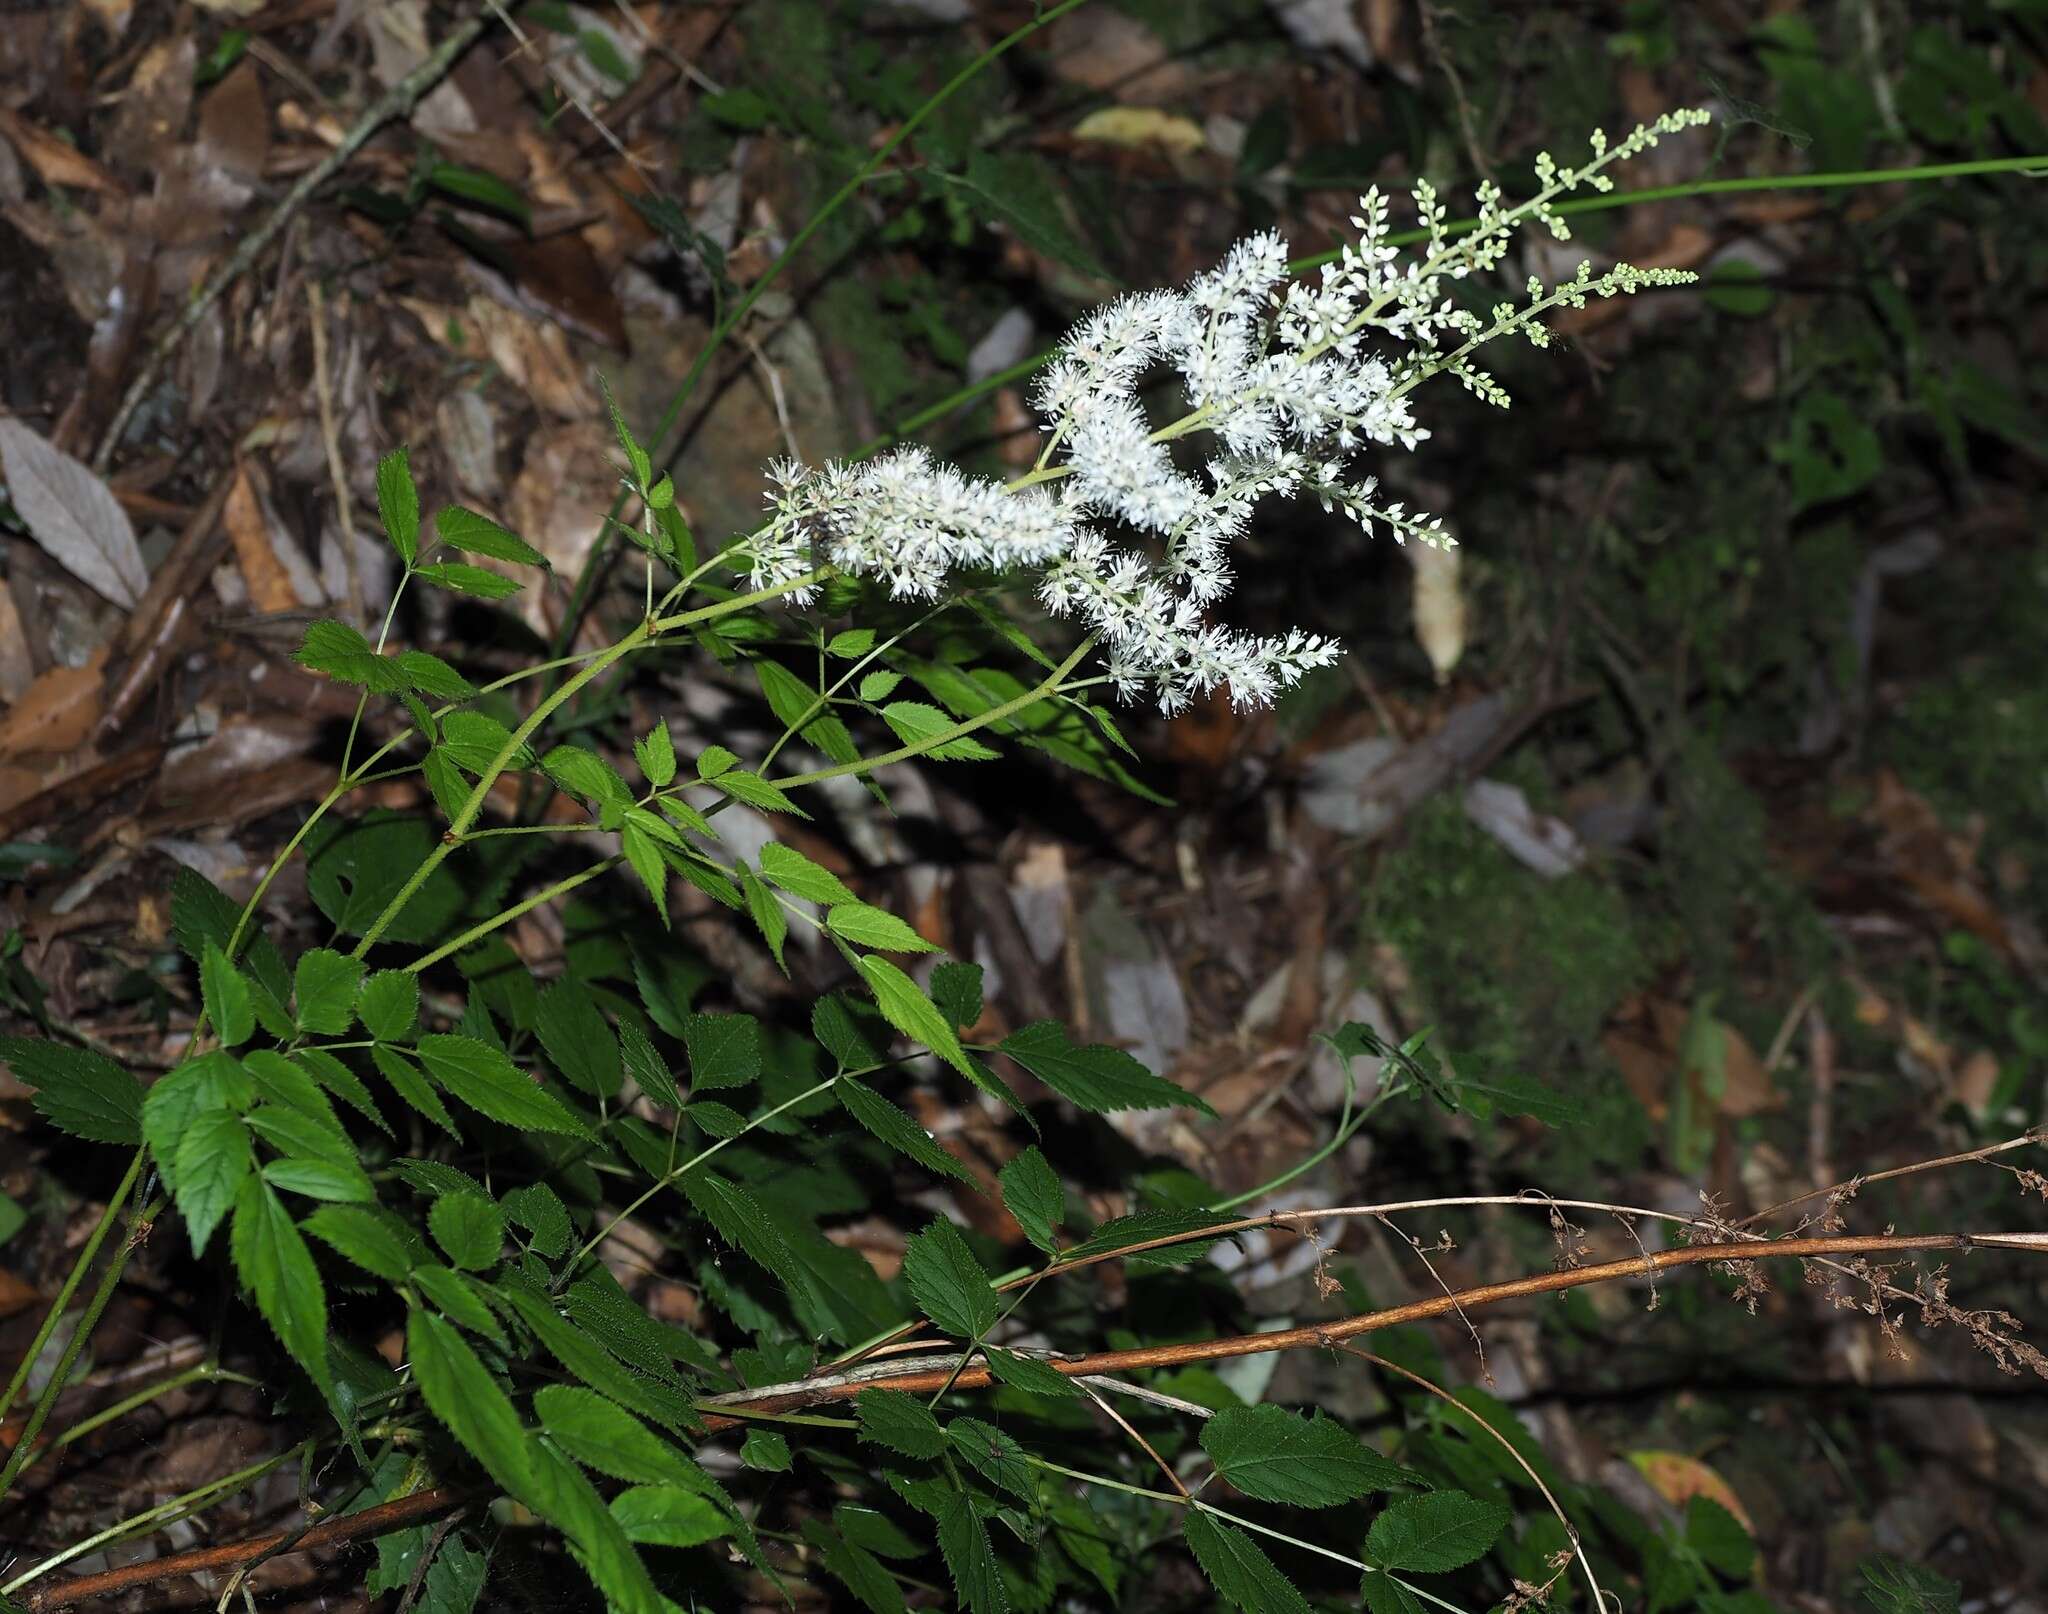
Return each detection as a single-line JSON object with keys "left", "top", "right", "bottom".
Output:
{"left": 305, "top": 1204, "right": 421, "bottom": 1281}
{"left": 948, "top": 1416, "right": 1034, "bottom": 1503}
{"left": 377, "top": 447, "right": 419, "bottom": 566}
{"left": 232, "top": 1177, "right": 334, "bottom": 1407}
{"left": 609, "top": 1485, "right": 730, "bottom": 1548}
{"left": 1203, "top": 1404, "right": 1415, "bottom": 1507}
{"left": 801, "top": 1518, "right": 907, "bottom": 1614}
{"left": 679, "top": 1171, "right": 803, "bottom": 1297}
{"left": 600, "top": 375, "right": 651, "bottom": 490}
{"left": 0, "top": 1037, "right": 143, "bottom": 1145}
{"left": 437, "top": 711, "right": 532, "bottom": 775}
{"left": 373, "top": 1044, "right": 461, "bottom": 1138}
{"left": 997, "top": 1146, "right": 1063, "bottom": 1255}
{"left": 356, "top": 970, "right": 419, "bottom": 1042}
{"left": 1365, "top": 1491, "right": 1510, "bottom": 1574}
{"left": 684, "top": 1099, "right": 748, "bottom": 1137}
{"left": 930, "top": 960, "right": 983, "bottom": 1030}
{"left": 758, "top": 840, "right": 855, "bottom": 904}
{"left": 998, "top": 1020, "right": 1212, "bottom": 1115}
{"left": 740, "top": 1428, "right": 792, "bottom": 1470}
{"left": 633, "top": 723, "right": 676, "bottom": 788}
{"left": 202, "top": 940, "right": 254, "bottom": 1047}
{"left": 982, "top": 1347, "right": 1079, "bottom": 1398}
{"left": 935, "top": 1493, "right": 1009, "bottom": 1614}
{"left": 740, "top": 865, "right": 787, "bottom": 972}
{"left": 853, "top": 1388, "right": 947, "bottom": 1458}
{"left": 408, "top": 1306, "right": 531, "bottom": 1497}
{"left": 142, "top": 1051, "right": 249, "bottom": 1193}
{"left": 526, "top": 1437, "right": 665, "bottom": 1614}
{"left": 903, "top": 1217, "right": 996, "bottom": 1340}
{"left": 294, "top": 619, "right": 404, "bottom": 692}
{"left": 713, "top": 768, "right": 811, "bottom": 817}
{"left": 502, "top": 1183, "right": 572, "bottom": 1257}
{"left": 838, "top": 1077, "right": 975, "bottom": 1186}
{"left": 542, "top": 744, "right": 633, "bottom": 810}
{"left": 943, "top": 151, "right": 1111, "bottom": 280}
{"left": 242, "top": 1049, "right": 341, "bottom": 1130}
{"left": 294, "top": 948, "right": 364, "bottom": 1036}
{"left": 860, "top": 956, "right": 976, "bottom": 1084}
{"left": 536, "top": 1385, "right": 704, "bottom": 1488}
{"left": 534, "top": 978, "right": 622, "bottom": 1099}
{"left": 1062, "top": 1209, "right": 1230, "bottom": 1268}
{"left": 394, "top": 650, "right": 475, "bottom": 701}
{"left": 827, "top": 902, "right": 938, "bottom": 953}
{"left": 618, "top": 1020, "right": 679, "bottom": 1109}
{"left": 696, "top": 744, "right": 738, "bottom": 779}
{"left": 620, "top": 820, "right": 670, "bottom": 925}
{"left": 1183, "top": 1509, "right": 1311, "bottom": 1614}
{"left": 415, "top": 1034, "right": 593, "bottom": 1138}
{"left": 683, "top": 1012, "right": 760, "bottom": 1093}
{"left": 881, "top": 700, "right": 998, "bottom": 762}
{"left": 435, "top": 505, "right": 546, "bottom": 567}
{"left": 175, "top": 1108, "right": 251, "bottom": 1254}
{"left": 412, "top": 1263, "right": 507, "bottom": 1345}
{"left": 430, "top": 1192, "right": 506, "bottom": 1270}
{"left": 413, "top": 561, "right": 523, "bottom": 600}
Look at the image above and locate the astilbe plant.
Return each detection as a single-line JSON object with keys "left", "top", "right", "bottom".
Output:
{"left": 10, "top": 104, "right": 2045, "bottom": 1614}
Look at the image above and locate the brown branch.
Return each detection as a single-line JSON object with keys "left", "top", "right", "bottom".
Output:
{"left": 1737, "top": 1130, "right": 2043, "bottom": 1229}
{"left": 704, "top": 1231, "right": 2027, "bottom": 1428}
{"left": 21, "top": 1487, "right": 463, "bottom": 1611}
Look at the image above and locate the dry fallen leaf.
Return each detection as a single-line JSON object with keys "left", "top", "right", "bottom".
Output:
{"left": 223, "top": 461, "right": 303, "bottom": 614}
{"left": 1627, "top": 1449, "right": 1758, "bottom": 1535}
{"left": 0, "top": 418, "right": 149, "bottom": 608}
{"left": 1409, "top": 538, "right": 1466, "bottom": 683}
{"left": 0, "top": 107, "right": 125, "bottom": 195}
{"left": 0, "top": 645, "right": 109, "bottom": 761}
{"left": 1071, "top": 106, "right": 1207, "bottom": 156}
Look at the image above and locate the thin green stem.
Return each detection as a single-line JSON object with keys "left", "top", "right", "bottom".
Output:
{"left": 1021, "top": 1457, "right": 1474, "bottom": 1614}
{"left": 0, "top": 1150, "right": 146, "bottom": 1436}
{"left": 0, "top": 1191, "right": 163, "bottom": 1506}
{"left": 0, "top": 1440, "right": 309, "bottom": 1596}
{"left": 460, "top": 822, "right": 603, "bottom": 840}
{"left": 29, "top": 1363, "right": 259, "bottom": 1464}
{"left": 561, "top": 1074, "right": 843, "bottom": 1281}
{"left": 402, "top": 856, "right": 621, "bottom": 977}
{"left": 349, "top": 621, "right": 654, "bottom": 958}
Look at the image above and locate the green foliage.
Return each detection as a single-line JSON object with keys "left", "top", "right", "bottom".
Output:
{"left": 5, "top": 20, "right": 1926, "bottom": 1606}
{"left": 1202, "top": 1404, "right": 1415, "bottom": 1506}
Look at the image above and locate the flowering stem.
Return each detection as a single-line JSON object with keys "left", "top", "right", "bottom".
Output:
{"left": 864, "top": 151, "right": 2047, "bottom": 459}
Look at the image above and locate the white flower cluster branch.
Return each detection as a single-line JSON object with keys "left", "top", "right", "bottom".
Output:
{"left": 748, "top": 108, "right": 1711, "bottom": 715}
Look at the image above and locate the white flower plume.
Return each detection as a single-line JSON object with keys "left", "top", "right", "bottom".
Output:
{"left": 745, "top": 108, "right": 1710, "bottom": 714}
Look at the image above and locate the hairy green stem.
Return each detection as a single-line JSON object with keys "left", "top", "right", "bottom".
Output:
{"left": 0, "top": 1189, "right": 162, "bottom": 1506}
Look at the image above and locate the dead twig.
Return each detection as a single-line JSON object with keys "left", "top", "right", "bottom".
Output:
{"left": 20, "top": 1487, "right": 463, "bottom": 1611}
{"left": 705, "top": 1230, "right": 2040, "bottom": 1426}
